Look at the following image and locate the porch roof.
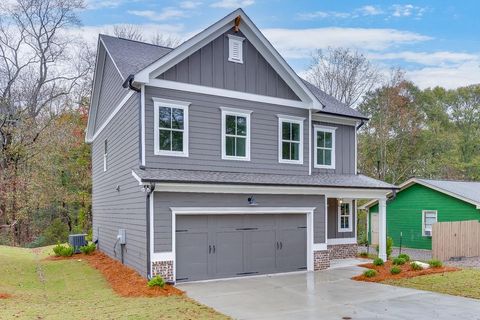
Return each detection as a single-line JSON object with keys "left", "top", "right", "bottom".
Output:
{"left": 132, "top": 168, "right": 396, "bottom": 190}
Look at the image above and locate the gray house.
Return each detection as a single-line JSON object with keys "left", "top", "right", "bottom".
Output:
{"left": 86, "top": 9, "right": 394, "bottom": 283}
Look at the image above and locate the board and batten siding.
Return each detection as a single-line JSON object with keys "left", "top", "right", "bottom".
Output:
{"left": 327, "top": 198, "right": 356, "bottom": 239}
{"left": 312, "top": 121, "right": 356, "bottom": 175}
{"left": 157, "top": 30, "right": 300, "bottom": 101}
{"left": 144, "top": 86, "right": 310, "bottom": 175}
{"left": 94, "top": 53, "right": 130, "bottom": 132}
{"left": 92, "top": 92, "right": 148, "bottom": 276}
{"left": 153, "top": 193, "right": 326, "bottom": 252}
{"left": 369, "top": 183, "right": 480, "bottom": 250}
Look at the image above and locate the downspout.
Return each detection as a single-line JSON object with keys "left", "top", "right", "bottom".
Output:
{"left": 145, "top": 183, "right": 155, "bottom": 279}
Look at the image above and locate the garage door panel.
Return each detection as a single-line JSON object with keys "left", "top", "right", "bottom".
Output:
{"left": 211, "top": 215, "right": 244, "bottom": 230}
{"left": 277, "top": 228, "right": 307, "bottom": 271}
{"left": 176, "top": 232, "right": 208, "bottom": 281}
{"left": 176, "top": 215, "right": 208, "bottom": 232}
{"left": 213, "top": 231, "right": 244, "bottom": 277}
{"left": 244, "top": 230, "right": 276, "bottom": 274}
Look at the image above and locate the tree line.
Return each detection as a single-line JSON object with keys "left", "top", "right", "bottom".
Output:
{"left": 0, "top": 0, "right": 478, "bottom": 247}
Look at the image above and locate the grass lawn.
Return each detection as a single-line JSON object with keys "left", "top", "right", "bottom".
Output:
{"left": 0, "top": 245, "right": 228, "bottom": 320}
{"left": 383, "top": 269, "right": 480, "bottom": 300}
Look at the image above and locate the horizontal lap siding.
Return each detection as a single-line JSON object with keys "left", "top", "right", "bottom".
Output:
{"left": 92, "top": 92, "right": 147, "bottom": 276}
{"left": 312, "top": 121, "right": 355, "bottom": 175}
{"left": 377, "top": 184, "right": 480, "bottom": 250}
{"left": 145, "top": 86, "right": 310, "bottom": 175}
{"left": 153, "top": 193, "right": 326, "bottom": 252}
{"left": 327, "top": 198, "right": 356, "bottom": 239}
{"left": 158, "top": 30, "right": 300, "bottom": 101}
{"left": 94, "top": 55, "right": 129, "bottom": 132}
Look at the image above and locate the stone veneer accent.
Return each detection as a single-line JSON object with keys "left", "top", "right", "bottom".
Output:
{"left": 328, "top": 244, "right": 358, "bottom": 259}
{"left": 151, "top": 261, "right": 174, "bottom": 282}
{"left": 313, "top": 250, "right": 330, "bottom": 270}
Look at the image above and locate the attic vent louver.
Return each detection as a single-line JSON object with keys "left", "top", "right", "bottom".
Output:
{"left": 228, "top": 34, "right": 244, "bottom": 64}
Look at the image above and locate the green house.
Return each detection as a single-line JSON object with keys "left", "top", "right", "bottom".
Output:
{"left": 363, "top": 178, "right": 480, "bottom": 250}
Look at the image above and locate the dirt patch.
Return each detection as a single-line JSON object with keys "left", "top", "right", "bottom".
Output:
{"left": 46, "top": 252, "right": 183, "bottom": 297}
{"left": 352, "top": 261, "right": 459, "bottom": 282}
{"left": 0, "top": 293, "right": 12, "bottom": 299}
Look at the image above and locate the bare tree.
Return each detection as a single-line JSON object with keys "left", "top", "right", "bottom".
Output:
{"left": 151, "top": 32, "right": 181, "bottom": 48}
{"left": 0, "top": 0, "right": 90, "bottom": 244}
{"left": 112, "top": 24, "right": 144, "bottom": 41}
{"left": 305, "top": 48, "right": 380, "bottom": 107}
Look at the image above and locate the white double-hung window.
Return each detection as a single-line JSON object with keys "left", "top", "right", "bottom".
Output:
{"left": 221, "top": 107, "right": 251, "bottom": 161}
{"left": 422, "top": 210, "right": 437, "bottom": 236}
{"left": 278, "top": 115, "right": 304, "bottom": 164}
{"left": 153, "top": 98, "right": 189, "bottom": 157}
{"left": 338, "top": 199, "right": 353, "bottom": 232}
{"left": 314, "top": 125, "right": 336, "bottom": 169}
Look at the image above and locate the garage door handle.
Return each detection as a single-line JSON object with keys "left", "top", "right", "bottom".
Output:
{"left": 276, "top": 242, "right": 279, "bottom": 250}
{"left": 209, "top": 245, "right": 212, "bottom": 254}
{"left": 280, "top": 242, "right": 283, "bottom": 249}
{"left": 213, "top": 245, "right": 216, "bottom": 253}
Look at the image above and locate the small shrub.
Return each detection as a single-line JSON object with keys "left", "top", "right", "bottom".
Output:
{"left": 393, "top": 257, "right": 406, "bottom": 265}
{"left": 375, "top": 236, "right": 394, "bottom": 259}
{"left": 80, "top": 242, "right": 96, "bottom": 255}
{"left": 428, "top": 259, "right": 443, "bottom": 268}
{"left": 363, "top": 269, "right": 377, "bottom": 278}
{"left": 148, "top": 275, "right": 165, "bottom": 288}
{"left": 410, "top": 262, "right": 423, "bottom": 271}
{"left": 397, "top": 253, "right": 410, "bottom": 262}
{"left": 359, "top": 252, "right": 369, "bottom": 258}
{"left": 52, "top": 243, "right": 74, "bottom": 257}
{"left": 390, "top": 266, "right": 401, "bottom": 275}
{"left": 373, "top": 257, "right": 384, "bottom": 266}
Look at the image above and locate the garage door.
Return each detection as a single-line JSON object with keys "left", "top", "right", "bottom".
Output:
{"left": 175, "top": 214, "right": 307, "bottom": 282}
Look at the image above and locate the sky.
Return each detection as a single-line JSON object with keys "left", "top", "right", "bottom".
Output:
{"left": 78, "top": 0, "right": 480, "bottom": 89}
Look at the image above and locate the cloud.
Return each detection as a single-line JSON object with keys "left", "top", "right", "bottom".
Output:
{"left": 68, "top": 23, "right": 186, "bottom": 45}
{"left": 85, "top": 0, "right": 124, "bottom": 10}
{"left": 128, "top": 8, "right": 186, "bottom": 21}
{"left": 391, "top": 4, "right": 426, "bottom": 18}
{"left": 369, "top": 51, "right": 479, "bottom": 66}
{"left": 210, "top": 0, "right": 254, "bottom": 9}
{"left": 358, "top": 5, "right": 383, "bottom": 16}
{"left": 407, "top": 61, "right": 480, "bottom": 89}
{"left": 297, "top": 11, "right": 349, "bottom": 20}
{"left": 262, "top": 27, "right": 432, "bottom": 59}
{"left": 180, "top": 1, "right": 202, "bottom": 9}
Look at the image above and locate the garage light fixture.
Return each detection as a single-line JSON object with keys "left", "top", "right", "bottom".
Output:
{"left": 247, "top": 196, "right": 258, "bottom": 206}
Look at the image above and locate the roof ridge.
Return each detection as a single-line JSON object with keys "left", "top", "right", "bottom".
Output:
{"left": 417, "top": 177, "right": 480, "bottom": 183}
{"left": 100, "top": 33, "right": 175, "bottom": 50}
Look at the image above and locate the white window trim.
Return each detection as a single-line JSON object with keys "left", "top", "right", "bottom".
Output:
{"left": 221, "top": 107, "right": 251, "bottom": 161}
{"left": 103, "top": 139, "right": 108, "bottom": 172}
{"left": 227, "top": 34, "right": 245, "bottom": 64}
{"left": 153, "top": 97, "right": 190, "bottom": 157}
{"left": 314, "top": 125, "right": 336, "bottom": 169}
{"left": 277, "top": 115, "right": 304, "bottom": 165}
{"left": 338, "top": 199, "right": 353, "bottom": 232}
{"left": 422, "top": 210, "right": 437, "bottom": 237}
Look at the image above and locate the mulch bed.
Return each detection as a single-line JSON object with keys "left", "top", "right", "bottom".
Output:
{"left": 46, "top": 251, "right": 183, "bottom": 298}
{"left": 0, "top": 293, "right": 12, "bottom": 299}
{"left": 352, "top": 261, "right": 459, "bottom": 282}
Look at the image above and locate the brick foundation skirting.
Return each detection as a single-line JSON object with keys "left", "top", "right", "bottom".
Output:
{"left": 328, "top": 244, "right": 358, "bottom": 259}
{"left": 313, "top": 250, "right": 330, "bottom": 270}
{"left": 151, "top": 261, "right": 174, "bottom": 282}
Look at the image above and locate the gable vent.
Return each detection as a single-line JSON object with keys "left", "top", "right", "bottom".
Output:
{"left": 228, "top": 34, "right": 245, "bottom": 64}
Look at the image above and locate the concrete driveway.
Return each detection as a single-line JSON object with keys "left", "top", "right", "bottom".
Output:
{"left": 178, "top": 260, "right": 480, "bottom": 320}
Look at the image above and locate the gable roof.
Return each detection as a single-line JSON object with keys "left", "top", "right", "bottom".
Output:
{"left": 361, "top": 178, "right": 480, "bottom": 210}
{"left": 132, "top": 8, "right": 323, "bottom": 110}
{"left": 100, "top": 34, "right": 173, "bottom": 81}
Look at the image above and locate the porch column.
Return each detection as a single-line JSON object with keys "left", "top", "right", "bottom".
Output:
{"left": 378, "top": 198, "right": 387, "bottom": 261}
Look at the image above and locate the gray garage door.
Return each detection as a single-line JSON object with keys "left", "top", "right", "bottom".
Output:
{"left": 175, "top": 214, "right": 307, "bottom": 282}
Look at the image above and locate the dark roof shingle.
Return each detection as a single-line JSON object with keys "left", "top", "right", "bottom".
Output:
{"left": 133, "top": 168, "right": 395, "bottom": 190}
{"left": 100, "top": 35, "right": 367, "bottom": 120}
